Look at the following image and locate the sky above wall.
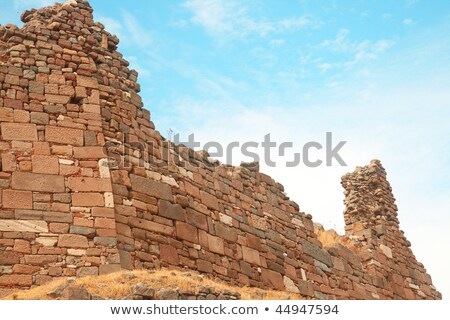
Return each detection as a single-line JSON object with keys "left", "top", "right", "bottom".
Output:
{"left": 3, "top": 0, "right": 450, "bottom": 298}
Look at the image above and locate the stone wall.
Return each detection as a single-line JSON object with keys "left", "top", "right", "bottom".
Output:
{"left": 0, "top": 0, "right": 441, "bottom": 299}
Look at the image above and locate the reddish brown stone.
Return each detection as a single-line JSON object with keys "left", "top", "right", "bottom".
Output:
{"left": 185, "top": 208, "right": 208, "bottom": 231}
{"left": 72, "top": 193, "right": 104, "bottom": 206}
{"left": 197, "top": 259, "right": 213, "bottom": 273}
{"left": 184, "top": 181, "right": 200, "bottom": 198}
{"left": 32, "top": 155, "right": 59, "bottom": 174}
{"left": 92, "top": 207, "right": 115, "bottom": 218}
{"left": 12, "top": 172, "right": 65, "bottom": 192}
{"left": 160, "top": 244, "right": 179, "bottom": 265}
{"left": 0, "top": 251, "right": 20, "bottom": 265}
{"left": 242, "top": 246, "right": 261, "bottom": 266}
{"left": 175, "top": 221, "right": 198, "bottom": 243}
{"left": 261, "top": 268, "right": 284, "bottom": 290}
{"left": 207, "top": 234, "right": 224, "bottom": 255}
{"left": 73, "top": 146, "right": 106, "bottom": 159}
{"left": 130, "top": 174, "right": 173, "bottom": 201}
{"left": 1, "top": 123, "right": 38, "bottom": 141}
{"left": 2, "top": 190, "right": 32, "bottom": 209}
{"left": 110, "top": 170, "right": 131, "bottom": 187}
{"left": 49, "top": 223, "right": 70, "bottom": 234}
{"left": 159, "top": 200, "right": 185, "bottom": 221}
{"left": 67, "top": 177, "right": 112, "bottom": 192}
{"left": 0, "top": 275, "right": 32, "bottom": 286}
{"left": 45, "top": 126, "right": 84, "bottom": 146}
{"left": 94, "top": 218, "right": 115, "bottom": 229}
{"left": 200, "top": 191, "right": 219, "bottom": 210}
{"left": 128, "top": 217, "right": 173, "bottom": 236}
{"left": 24, "top": 255, "right": 58, "bottom": 266}
{"left": 13, "top": 264, "right": 41, "bottom": 274}
{"left": 58, "top": 234, "right": 89, "bottom": 248}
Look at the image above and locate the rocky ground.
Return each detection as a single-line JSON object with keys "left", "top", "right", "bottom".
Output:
{"left": 1, "top": 269, "right": 303, "bottom": 300}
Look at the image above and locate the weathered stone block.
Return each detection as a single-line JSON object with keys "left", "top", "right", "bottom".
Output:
{"left": 1, "top": 190, "right": 32, "bottom": 209}
{"left": 45, "top": 126, "right": 84, "bottom": 146}
{"left": 185, "top": 208, "right": 208, "bottom": 231}
{"left": 160, "top": 244, "right": 179, "bottom": 265}
{"left": 176, "top": 221, "right": 198, "bottom": 243}
{"left": 0, "top": 275, "right": 32, "bottom": 286}
{"left": 207, "top": 234, "right": 224, "bottom": 255}
{"left": 215, "top": 223, "right": 237, "bottom": 242}
{"left": 128, "top": 217, "right": 173, "bottom": 236}
{"left": 1, "top": 123, "right": 38, "bottom": 141}
{"left": 32, "top": 155, "right": 59, "bottom": 174}
{"left": 77, "top": 75, "right": 99, "bottom": 89}
{"left": 159, "top": 200, "right": 185, "bottom": 221}
{"left": 58, "top": 234, "right": 89, "bottom": 248}
{"left": 12, "top": 172, "right": 65, "bottom": 192}
{"left": 130, "top": 174, "right": 173, "bottom": 201}
{"left": 67, "top": 177, "right": 112, "bottom": 192}
{"left": 0, "top": 219, "right": 48, "bottom": 232}
{"left": 0, "top": 251, "right": 20, "bottom": 265}
{"left": 73, "top": 146, "right": 106, "bottom": 159}
{"left": 261, "top": 268, "right": 284, "bottom": 290}
{"left": 200, "top": 191, "right": 219, "bottom": 210}
{"left": 242, "top": 245, "right": 261, "bottom": 266}
{"left": 72, "top": 193, "right": 104, "bottom": 206}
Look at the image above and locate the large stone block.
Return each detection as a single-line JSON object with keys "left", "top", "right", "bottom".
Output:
{"left": 45, "top": 126, "right": 84, "bottom": 146}
{"left": 0, "top": 275, "right": 32, "bottom": 286}
{"left": 207, "top": 234, "right": 224, "bottom": 255}
{"left": 301, "top": 239, "right": 333, "bottom": 267}
{"left": 1, "top": 123, "right": 38, "bottom": 141}
{"left": 58, "top": 234, "right": 89, "bottom": 248}
{"left": 130, "top": 174, "right": 173, "bottom": 201}
{"left": 261, "top": 268, "right": 284, "bottom": 290}
{"left": 77, "top": 75, "right": 99, "bottom": 89}
{"left": 200, "top": 190, "right": 219, "bottom": 210}
{"left": 215, "top": 223, "right": 237, "bottom": 242}
{"left": 242, "top": 245, "right": 261, "bottom": 266}
{"left": 0, "top": 219, "right": 48, "bottom": 232}
{"left": 159, "top": 200, "right": 185, "bottom": 221}
{"left": 128, "top": 217, "right": 173, "bottom": 236}
{"left": 67, "top": 177, "right": 112, "bottom": 192}
{"left": 12, "top": 172, "right": 65, "bottom": 192}
{"left": 72, "top": 193, "right": 104, "bottom": 206}
{"left": 160, "top": 244, "right": 179, "bottom": 265}
{"left": 1, "top": 190, "right": 32, "bottom": 209}
{"left": 32, "top": 155, "right": 59, "bottom": 174}
{"left": 175, "top": 221, "right": 198, "bottom": 243}
{"left": 185, "top": 208, "right": 208, "bottom": 231}
{"left": 0, "top": 251, "right": 20, "bottom": 265}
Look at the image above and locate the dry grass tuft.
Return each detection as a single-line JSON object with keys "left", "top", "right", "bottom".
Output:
{"left": 2, "top": 269, "right": 303, "bottom": 300}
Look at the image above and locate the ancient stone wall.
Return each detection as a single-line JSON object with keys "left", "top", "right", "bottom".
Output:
{"left": 0, "top": 0, "right": 441, "bottom": 299}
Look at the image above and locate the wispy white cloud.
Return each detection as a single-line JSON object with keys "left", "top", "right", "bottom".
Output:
{"left": 97, "top": 12, "right": 153, "bottom": 49}
{"left": 122, "top": 12, "right": 152, "bottom": 48}
{"left": 183, "top": 0, "right": 319, "bottom": 39}
{"left": 403, "top": 18, "right": 414, "bottom": 26}
{"left": 320, "top": 29, "right": 394, "bottom": 67}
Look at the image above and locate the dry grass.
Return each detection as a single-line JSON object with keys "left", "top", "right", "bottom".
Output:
{"left": 2, "top": 269, "right": 302, "bottom": 300}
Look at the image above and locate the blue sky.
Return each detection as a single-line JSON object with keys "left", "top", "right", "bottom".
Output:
{"left": 4, "top": 0, "right": 450, "bottom": 298}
